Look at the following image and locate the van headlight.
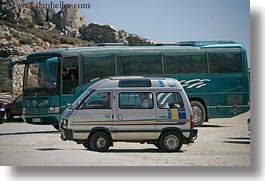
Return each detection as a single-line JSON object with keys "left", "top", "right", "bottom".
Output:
{"left": 61, "top": 119, "right": 68, "bottom": 129}
{"left": 48, "top": 107, "right": 60, "bottom": 114}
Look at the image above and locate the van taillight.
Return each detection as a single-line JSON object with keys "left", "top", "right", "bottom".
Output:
{"left": 190, "top": 116, "right": 194, "bottom": 129}
{"left": 191, "top": 116, "right": 194, "bottom": 129}
{"left": 191, "top": 122, "right": 195, "bottom": 129}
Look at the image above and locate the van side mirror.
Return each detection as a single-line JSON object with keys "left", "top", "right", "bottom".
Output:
{"left": 67, "top": 103, "right": 73, "bottom": 111}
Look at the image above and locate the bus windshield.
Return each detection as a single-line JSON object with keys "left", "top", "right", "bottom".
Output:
{"left": 24, "top": 56, "right": 59, "bottom": 95}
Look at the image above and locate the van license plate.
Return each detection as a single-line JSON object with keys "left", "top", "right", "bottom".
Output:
{"left": 32, "top": 118, "right": 41, "bottom": 123}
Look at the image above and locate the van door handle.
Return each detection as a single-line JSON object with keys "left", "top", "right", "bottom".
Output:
{"left": 105, "top": 113, "right": 111, "bottom": 119}
{"left": 118, "top": 114, "right": 123, "bottom": 120}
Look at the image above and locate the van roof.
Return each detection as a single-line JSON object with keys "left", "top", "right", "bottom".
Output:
{"left": 90, "top": 77, "right": 183, "bottom": 90}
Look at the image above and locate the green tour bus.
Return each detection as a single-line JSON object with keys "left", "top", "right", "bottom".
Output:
{"left": 8, "top": 41, "right": 250, "bottom": 128}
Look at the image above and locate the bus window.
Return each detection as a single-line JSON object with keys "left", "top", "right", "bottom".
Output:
{"left": 163, "top": 52, "right": 207, "bottom": 74}
{"left": 208, "top": 50, "right": 242, "bottom": 73}
{"left": 82, "top": 52, "right": 115, "bottom": 83}
{"left": 116, "top": 52, "right": 161, "bottom": 76}
{"left": 62, "top": 56, "right": 79, "bottom": 94}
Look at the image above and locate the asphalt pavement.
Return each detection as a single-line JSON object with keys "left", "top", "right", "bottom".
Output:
{"left": 0, "top": 112, "right": 250, "bottom": 166}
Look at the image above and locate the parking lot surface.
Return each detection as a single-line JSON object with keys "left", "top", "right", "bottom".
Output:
{"left": 0, "top": 112, "right": 250, "bottom": 166}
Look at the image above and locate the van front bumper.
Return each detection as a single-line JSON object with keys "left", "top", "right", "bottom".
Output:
{"left": 60, "top": 128, "right": 73, "bottom": 141}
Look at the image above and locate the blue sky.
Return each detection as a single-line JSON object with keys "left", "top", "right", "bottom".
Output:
{"left": 29, "top": 0, "right": 250, "bottom": 62}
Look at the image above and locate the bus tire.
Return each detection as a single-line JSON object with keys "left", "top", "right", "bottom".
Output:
{"left": 191, "top": 101, "right": 206, "bottom": 127}
{"left": 0, "top": 118, "right": 4, "bottom": 124}
{"left": 53, "top": 124, "right": 60, "bottom": 131}
{"left": 90, "top": 131, "right": 111, "bottom": 152}
{"left": 6, "top": 109, "right": 13, "bottom": 120}
{"left": 160, "top": 131, "right": 183, "bottom": 152}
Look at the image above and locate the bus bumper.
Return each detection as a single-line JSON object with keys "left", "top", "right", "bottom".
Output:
{"left": 23, "top": 114, "right": 60, "bottom": 125}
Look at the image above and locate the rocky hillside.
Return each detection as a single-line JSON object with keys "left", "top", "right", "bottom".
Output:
{"left": 80, "top": 23, "right": 155, "bottom": 46}
{"left": 0, "top": 0, "right": 155, "bottom": 98}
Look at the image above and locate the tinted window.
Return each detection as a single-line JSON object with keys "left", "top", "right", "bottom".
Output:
{"left": 62, "top": 56, "right": 79, "bottom": 94}
{"left": 208, "top": 50, "right": 242, "bottom": 73}
{"left": 119, "top": 92, "right": 154, "bottom": 109}
{"left": 163, "top": 52, "right": 207, "bottom": 74}
{"left": 82, "top": 52, "right": 115, "bottom": 83}
{"left": 117, "top": 52, "right": 161, "bottom": 75}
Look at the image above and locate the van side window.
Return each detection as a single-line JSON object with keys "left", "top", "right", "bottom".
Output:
{"left": 83, "top": 92, "right": 111, "bottom": 109}
{"left": 119, "top": 92, "right": 153, "bottom": 109}
{"left": 157, "top": 92, "right": 184, "bottom": 109}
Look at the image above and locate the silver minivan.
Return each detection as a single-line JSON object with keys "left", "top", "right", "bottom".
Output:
{"left": 60, "top": 77, "right": 197, "bottom": 152}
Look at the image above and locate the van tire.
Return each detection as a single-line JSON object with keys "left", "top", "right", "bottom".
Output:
{"left": 191, "top": 101, "right": 206, "bottom": 127}
{"left": 160, "top": 131, "right": 183, "bottom": 152}
{"left": 90, "top": 131, "right": 111, "bottom": 152}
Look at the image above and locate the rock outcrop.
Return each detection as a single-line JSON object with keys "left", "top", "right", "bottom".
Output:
{"left": 80, "top": 23, "right": 155, "bottom": 45}
{"left": 0, "top": 0, "right": 85, "bottom": 37}
{"left": 0, "top": 0, "right": 55, "bottom": 26}
{"left": 51, "top": 7, "right": 86, "bottom": 37}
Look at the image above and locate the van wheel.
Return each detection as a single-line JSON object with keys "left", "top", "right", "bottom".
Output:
{"left": 191, "top": 101, "right": 206, "bottom": 127}
{"left": 160, "top": 131, "right": 183, "bottom": 152}
{"left": 90, "top": 131, "right": 111, "bottom": 152}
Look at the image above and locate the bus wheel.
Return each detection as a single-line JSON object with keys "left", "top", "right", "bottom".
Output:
{"left": 160, "top": 131, "right": 183, "bottom": 152}
{"left": 53, "top": 124, "right": 60, "bottom": 131}
{"left": 90, "top": 131, "right": 111, "bottom": 152}
{"left": 6, "top": 109, "right": 13, "bottom": 120}
{"left": 0, "top": 118, "right": 4, "bottom": 124}
{"left": 191, "top": 101, "right": 206, "bottom": 127}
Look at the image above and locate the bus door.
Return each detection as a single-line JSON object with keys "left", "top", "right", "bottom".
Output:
{"left": 61, "top": 54, "right": 80, "bottom": 112}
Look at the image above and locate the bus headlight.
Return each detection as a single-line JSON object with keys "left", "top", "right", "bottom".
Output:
{"left": 48, "top": 107, "right": 60, "bottom": 114}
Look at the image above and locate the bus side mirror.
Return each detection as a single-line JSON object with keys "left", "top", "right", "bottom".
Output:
{"left": 44, "top": 57, "right": 58, "bottom": 76}
{"left": 8, "top": 60, "right": 26, "bottom": 79}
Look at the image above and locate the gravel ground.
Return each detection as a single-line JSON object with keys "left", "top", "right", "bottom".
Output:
{"left": 0, "top": 112, "right": 250, "bottom": 166}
